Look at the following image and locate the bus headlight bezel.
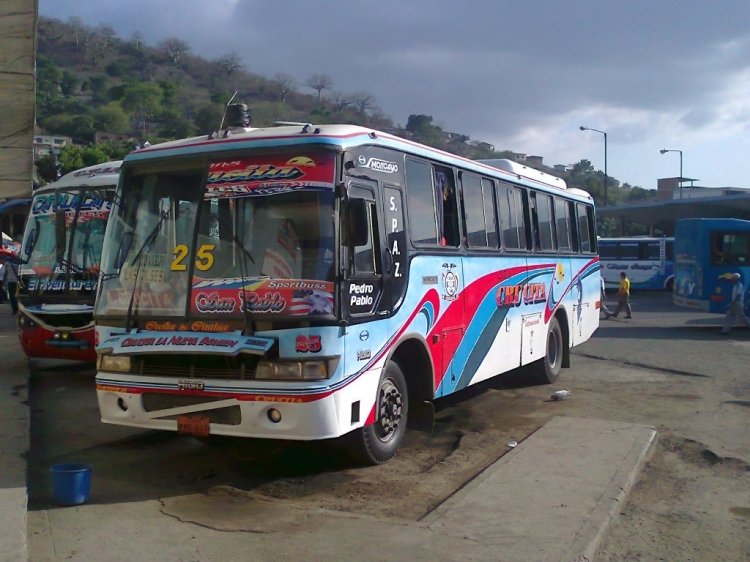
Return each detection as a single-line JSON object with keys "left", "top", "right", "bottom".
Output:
{"left": 98, "top": 354, "right": 132, "bottom": 373}
{"left": 255, "top": 359, "right": 330, "bottom": 381}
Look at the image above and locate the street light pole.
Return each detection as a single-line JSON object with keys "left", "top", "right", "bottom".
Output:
{"left": 659, "top": 149, "right": 683, "bottom": 199}
{"left": 579, "top": 126, "right": 608, "bottom": 207}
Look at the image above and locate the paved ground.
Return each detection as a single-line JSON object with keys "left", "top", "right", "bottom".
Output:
{"left": 0, "top": 304, "right": 28, "bottom": 562}
{"left": 3, "top": 292, "right": 749, "bottom": 561}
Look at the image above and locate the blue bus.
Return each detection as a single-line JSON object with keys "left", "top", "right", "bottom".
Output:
{"left": 673, "top": 218, "right": 750, "bottom": 314}
{"left": 598, "top": 237, "right": 674, "bottom": 291}
{"left": 93, "top": 116, "right": 600, "bottom": 464}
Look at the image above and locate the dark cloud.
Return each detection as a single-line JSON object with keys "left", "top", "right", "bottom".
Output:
{"left": 39, "top": 0, "right": 750, "bottom": 188}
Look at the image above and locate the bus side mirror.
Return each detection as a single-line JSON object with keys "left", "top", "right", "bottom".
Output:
{"left": 114, "top": 231, "right": 133, "bottom": 270}
{"left": 55, "top": 211, "right": 66, "bottom": 261}
{"left": 347, "top": 199, "right": 369, "bottom": 247}
{"left": 24, "top": 220, "right": 39, "bottom": 256}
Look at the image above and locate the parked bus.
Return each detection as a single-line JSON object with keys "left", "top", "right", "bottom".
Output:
{"left": 598, "top": 237, "right": 674, "bottom": 291}
{"left": 94, "top": 116, "right": 600, "bottom": 464}
{"left": 673, "top": 218, "right": 750, "bottom": 314}
{"left": 17, "top": 161, "right": 120, "bottom": 361}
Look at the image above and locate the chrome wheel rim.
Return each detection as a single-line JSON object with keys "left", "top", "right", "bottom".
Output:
{"left": 375, "top": 378, "right": 402, "bottom": 443}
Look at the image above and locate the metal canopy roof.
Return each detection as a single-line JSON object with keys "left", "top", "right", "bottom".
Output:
{"left": 599, "top": 193, "right": 750, "bottom": 234}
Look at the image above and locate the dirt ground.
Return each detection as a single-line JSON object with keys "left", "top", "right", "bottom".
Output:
{"left": 26, "top": 293, "right": 750, "bottom": 560}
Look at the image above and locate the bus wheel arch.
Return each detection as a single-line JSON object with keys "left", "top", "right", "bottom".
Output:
{"left": 529, "top": 315, "right": 564, "bottom": 384}
{"left": 665, "top": 276, "right": 675, "bottom": 292}
{"left": 555, "top": 309, "right": 571, "bottom": 369}
{"left": 344, "top": 336, "right": 434, "bottom": 465}
{"left": 389, "top": 336, "right": 434, "bottom": 407}
{"left": 347, "top": 359, "right": 409, "bottom": 465}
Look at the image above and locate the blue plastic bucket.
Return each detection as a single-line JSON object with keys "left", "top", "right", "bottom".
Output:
{"left": 50, "top": 463, "right": 92, "bottom": 506}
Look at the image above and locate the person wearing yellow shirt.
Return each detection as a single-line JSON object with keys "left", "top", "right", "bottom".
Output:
{"left": 612, "top": 271, "right": 632, "bottom": 319}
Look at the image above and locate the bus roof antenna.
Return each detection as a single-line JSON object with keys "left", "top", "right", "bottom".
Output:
{"left": 218, "top": 91, "right": 239, "bottom": 132}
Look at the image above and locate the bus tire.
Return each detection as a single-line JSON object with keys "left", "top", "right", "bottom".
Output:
{"left": 529, "top": 317, "right": 563, "bottom": 384}
{"left": 348, "top": 360, "right": 408, "bottom": 465}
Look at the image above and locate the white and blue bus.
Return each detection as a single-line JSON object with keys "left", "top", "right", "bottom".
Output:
{"left": 673, "top": 218, "right": 750, "bottom": 315}
{"left": 93, "top": 114, "right": 600, "bottom": 464}
{"left": 598, "top": 237, "right": 674, "bottom": 291}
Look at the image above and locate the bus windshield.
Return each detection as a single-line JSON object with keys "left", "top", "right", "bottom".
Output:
{"left": 96, "top": 153, "right": 337, "bottom": 320}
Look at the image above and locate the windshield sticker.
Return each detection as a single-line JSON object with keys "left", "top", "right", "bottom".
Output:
{"left": 190, "top": 278, "right": 334, "bottom": 316}
{"left": 103, "top": 288, "right": 178, "bottom": 312}
{"left": 205, "top": 153, "right": 335, "bottom": 199}
{"left": 23, "top": 276, "right": 97, "bottom": 292}
{"left": 144, "top": 320, "right": 232, "bottom": 333}
{"left": 101, "top": 330, "right": 274, "bottom": 355}
{"left": 32, "top": 193, "right": 112, "bottom": 216}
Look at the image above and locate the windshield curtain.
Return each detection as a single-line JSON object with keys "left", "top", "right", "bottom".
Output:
{"left": 96, "top": 168, "right": 204, "bottom": 317}
{"left": 97, "top": 151, "right": 338, "bottom": 320}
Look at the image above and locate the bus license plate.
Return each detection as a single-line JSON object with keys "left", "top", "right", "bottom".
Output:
{"left": 177, "top": 415, "right": 210, "bottom": 437}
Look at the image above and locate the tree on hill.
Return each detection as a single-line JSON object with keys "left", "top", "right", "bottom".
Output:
{"left": 306, "top": 74, "right": 333, "bottom": 105}
{"left": 160, "top": 37, "right": 190, "bottom": 66}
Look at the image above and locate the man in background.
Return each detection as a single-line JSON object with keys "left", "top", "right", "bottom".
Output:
{"left": 720, "top": 272, "right": 748, "bottom": 335}
{"left": 2, "top": 256, "right": 18, "bottom": 314}
{"left": 611, "top": 271, "right": 632, "bottom": 319}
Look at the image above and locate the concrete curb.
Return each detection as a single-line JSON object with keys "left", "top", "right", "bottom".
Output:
{"left": 565, "top": 423, "right": 657, "bottom": 562}
{"left": 423, "top": 416, "right": 657, "bottom": 562}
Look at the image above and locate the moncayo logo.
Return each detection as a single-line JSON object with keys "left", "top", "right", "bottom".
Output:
{"left": 357, "top": 155, "right": 399, "bottom": 174}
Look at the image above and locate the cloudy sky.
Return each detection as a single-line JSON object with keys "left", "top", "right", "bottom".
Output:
{"left": 40, "top": 0, "right": 750, "bottom": 192}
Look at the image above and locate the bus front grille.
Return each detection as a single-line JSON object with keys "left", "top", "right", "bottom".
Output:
{"left": 128, "top": 354, "right": 259, "bottom": 380}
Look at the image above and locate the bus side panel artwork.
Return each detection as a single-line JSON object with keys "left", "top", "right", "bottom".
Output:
{"left": 674, "top": 218, "right": 750, "bottom": 314}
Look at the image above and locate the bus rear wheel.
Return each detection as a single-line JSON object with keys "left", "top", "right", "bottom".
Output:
{"left": 529, "top": 317, "right": 563, "bottom": 384}
{"left": 348, "top": 360, "right": 408, "bottom": 465}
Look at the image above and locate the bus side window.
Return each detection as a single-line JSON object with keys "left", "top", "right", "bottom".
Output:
{"left": 350, "top": 200, "right": 380, "bottom": 276}
{"left": 460, "top": 173, "right": 497, "bottom": 249}
{"left": 568, "top": 201, "right": 579, "bottom": 252}
{"left": 405, "top": 159, "right": 439, "bottom": 245}
{"left": 535, "top": 192, "right": 555, "bottom": 251}
{"left": 497, "top": 182, "right": 526, "bottom": 251}
{"left": 435, "top": 167, "right": 460, "bottom": 247}
{"left": 554, "top": 197, "right": 571, "bottom": 252}
{"left": 576, "top": 203, "right": 595, "bottom": 254}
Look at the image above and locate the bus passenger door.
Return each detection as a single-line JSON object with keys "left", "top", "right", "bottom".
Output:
{"left": 343, "top": 182, "right": 385, "bottom": 323}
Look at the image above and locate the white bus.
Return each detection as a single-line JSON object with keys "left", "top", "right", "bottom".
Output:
{"left": 94, "top": 115, "right": 600, "bottom": 464}
{"left": 598, "top": 237, "right": 674, "bottom": 291}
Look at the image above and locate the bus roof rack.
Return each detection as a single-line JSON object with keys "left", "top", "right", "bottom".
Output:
{"left": 476, "top": 158, "right": 567, "bottom": 190}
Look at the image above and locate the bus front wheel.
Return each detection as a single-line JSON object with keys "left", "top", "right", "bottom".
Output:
{"left": 529, "top": 317, "right": 563, "bottom": 384}
{"left": 348, "top": 360, "right": 409, "bottom": 465}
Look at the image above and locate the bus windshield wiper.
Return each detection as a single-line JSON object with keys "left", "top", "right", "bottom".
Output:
{"left": 213, "top": 211, "right": 256, "bottom": 334}
{"left": 124, "top": 209, "right": 169, "bottom": 330}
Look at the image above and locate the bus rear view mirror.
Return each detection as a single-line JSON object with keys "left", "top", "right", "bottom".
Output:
{"left": 114, "top": 231, "right": 134, "bottom": 270}
{"left": 55, "top": 210, "right": 66, "bottom": 262}
{"left": 24, "top": 219, "right": 39, "bottom": 257}
{"left": 347, "top": 199, "right": 369, "bottom": 247}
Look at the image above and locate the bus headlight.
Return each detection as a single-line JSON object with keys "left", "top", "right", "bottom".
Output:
{"left": 255, "top": 360, "right": 329, "bottom": 381}
{"left": 17, "top": 313, "right": 36, "bottom": 329}
{"left": 99, "top": 355, "right": 132, "bottom": 373}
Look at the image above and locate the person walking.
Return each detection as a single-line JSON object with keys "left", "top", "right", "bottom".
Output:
{"left": 0, "top": 261, "right": 5, "bottom": 304}
{"left": 3, "top": 258, "right": 18, "bottom": 315}
{"left": 612, "top": 271, "right": 632, "bottom": 319}
{"left": 600, "top": 275, "right": 614, "bottom": 319}
{"left": 720, "top": 272, "right": 748, "bottom": 335}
